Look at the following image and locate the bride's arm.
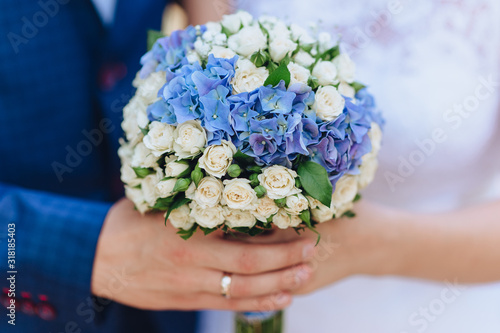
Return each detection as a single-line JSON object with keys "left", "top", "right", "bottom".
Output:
{"left": 396, "top": 199, "right": 500, "bottom": 283}
{"left": 296, "top": 199, "right": 500, "bottom": 294}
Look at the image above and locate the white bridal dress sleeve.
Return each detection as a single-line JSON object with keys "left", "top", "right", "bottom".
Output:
{"left": 199, "top": 0, "right": 500, "bottom": 332}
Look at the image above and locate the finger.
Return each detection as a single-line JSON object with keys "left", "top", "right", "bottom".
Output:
{"left": 198, "top": 264, "right": 312, "bottom": 298}
{"left": 203, "top": 238, "right": 316, "bottom": 274}
{"left": 173, "top": 292, "right": 293, "bottom": 312}
{"left": 229, "top": 264, "right": 312, "bottom": 298}
{"left": 234, "top": 228, "right": 301, "bottom": 244}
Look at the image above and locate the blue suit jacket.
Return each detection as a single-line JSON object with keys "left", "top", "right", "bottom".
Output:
{"left": 0, "top": 1, "right": 197, "bottom": 332}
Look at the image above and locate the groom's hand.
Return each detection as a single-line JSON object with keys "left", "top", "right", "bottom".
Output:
{"left": 91, "top": 198, "right": 315, "bottom": 311}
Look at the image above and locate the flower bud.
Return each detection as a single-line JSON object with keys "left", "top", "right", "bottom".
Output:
{"left": 173, "top": 178, "right": 191, "bottom": 192}
{"left": 191, "top": 165, "right": 204, "bottom": 187}
{"left": 227, "top": 164, "right": 242, "bottom": 178}
{"left": 274, "top": 198, "right": 287, "bottom": 208}
{"left": 249, "top": 173, "right": 259, "bottom": 187}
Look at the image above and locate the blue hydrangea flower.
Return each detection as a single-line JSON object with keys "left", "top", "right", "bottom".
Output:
{"left": 258, "top": 81, "right": 296, "bottom": 115}
{"left": 200, "top": 85, "right": 234, "bottom": 135}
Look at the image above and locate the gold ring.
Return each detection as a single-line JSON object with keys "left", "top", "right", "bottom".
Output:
{"left": 220, "top": 272, "right": 232, "bottom": 299}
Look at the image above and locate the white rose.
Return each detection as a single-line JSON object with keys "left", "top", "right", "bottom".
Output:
{"left": 252, "top": 196, "right": 279, "bottom": 222}
{"left": 125, "top": 186, "right": 149, "bottom": 214}
{"left": 222, "top": 179, "right": 258, "bottom": 210}
{"left": 290, "top": 24, "right": 315, "bottom": 45}
{"left": 141, "top": 171, "right": 163, "bottom": 206}
{"left": 136, "top": 71, "right": 166, "bottom": 104}
{"left": 358, "top": 155, "right": 379, "bottom": 189}
{"left": 143, "top": 121, "right": 175, "bottom": 157}
{"left": 293, "top": 50, "right": 315, "bottom": 68}
{"left": 258, "top": 166, "right": 301, "bottom": 199}
{"left": 336, "top": 201, "right": 354, "bottom": 217}
{"left": 287, "top": 62, "right": 310, "bottom": 87}
{"left": 228, "top": 26, "right": 267, "bottom": 57}
{"left": 205, "top": 22, "right": 222, "bottom": 34}
{"left": 269, "top": 37, "right": 297, "bottom": 63}
{"left": 221, "top": 11, "right": 253, "bottom": 34}
{"left": 308, "top": 196, "right": 335, "bottom": 223}
{"left": 193, "top": 176, "right": 224, "bottom": 208}
{"left": 312, "top": 61, "right": 338, "bottom": 86}
{"left": 173, "top": 120, "right": 207, "bottom": 159}
{"left": 234, "top": 11, "right": 253, "bottom": 27}
{"left": 258, "top": 15, "right": 278, "bottom": 30}
{"left": 199, "top": 140, "right": 236, "bottom": 178}
{"left": 231, "top": 59, "right": 269, "bottom": 94}
{"left": 338, "top": 81, "right": 356, "bottom": 99}
{"left": 285, "top": 193, "right": 309, "bottom": 215}
{"left": 118, "top": 139, "right": 133, "bottom": 162}
{"left": 185, "top": 181, "right": 196, "bottom": 199}
{"left": 332, "top": 175, "right": 358, "bottom": 205}
{"left": 272, "top": 209, "right": 302, "bottom": 229}
{"left": 131, "top": 142, "right": 158, "bottom": 168}
{"left": 168, "top": 204, "right": 194, "bottom": 230}
{"left": 189, "top": 202, "right": 225, "bottom": 229}
{"left": 120, "top": 163, "right": 141, "bottom": 187}
{"left": 155, "top": 178, "right": 177, "bottom": 198}
{"left": 122, "top": 96, "right": 147, "bottom": 143}
{"left": 209, "top": 46, "right": 237, "bottom": 59}
{"left": 313, "top": 86, "right": 345, "bottom": 121}
{"left": 268, "top": 21, "right": 291, "bottom": 40}
{"left": 224, "top": 208, "right": 257, "bottom": 229}
{"left": 318, "top": 32, "right": 332, "bottom": 53}
{"left": 164, "top": 161, "right": 189, "bottom": 178}
{"left": 333, "top": 54, "right": 356, "bottom": 83}
{"left": 369, "top": 123, "right": 383, "bottom": 155}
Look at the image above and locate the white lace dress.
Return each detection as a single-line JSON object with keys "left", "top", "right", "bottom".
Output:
{"left": 200, "top": 0, "right": 500, "bottom": 331}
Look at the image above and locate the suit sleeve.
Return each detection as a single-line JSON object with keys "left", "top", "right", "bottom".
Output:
{"left": 0, "top": 182, "right": 111, "bottom": 321}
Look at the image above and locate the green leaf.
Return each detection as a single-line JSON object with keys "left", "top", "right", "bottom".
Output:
{"left": 246, "top": 165, "right": 262, "bottom": 173}
{"left": 351, "top": 82, "right": 367, "bottom": 93}
{"left": 353, "top": 193, "right": 362, "bottom": 203}
{"left": 147, "top": 29, "right": 165, "bottom": 51}
{"left": 233, "top": 151, "right": 254, "bottom": 164}
{"left": 132, "top": 167, "right": 155, "bottom": 178}
{"left": 316, "top": 45, "right": 340, "bottom": 62}
{"left": 176, "top": 224, "right": 198, "bottom": 240}
{"left": 165, "top": 195, "right": 191, "bottom": 224}
{"left": 266, "top": 61, "right": 278, "bottom": 72}
{"left": 300, "top": 210, "right": 321, "bottom": 245}
{"left": 151, "top": 196, "right": 176, "bottom": 210}
{"left": 295, "top": 178, "right": 302, "bottom": 189}
{"left": 200, "top": 227, "right": 218, "bottom": 236}
{"left": 308, "top": 76, "right": 320, "bottom": 90}
{"left": 249, "top": 173, "right": 260, "bottom": 187}
{"left": 297, "top": 161, "right": 333, "bottom": 207}
{"left": 342, "top": 210, "right": 356, "bottom": 218}
{"left": 264, "top": 61, "right": 291, "bottom": 87}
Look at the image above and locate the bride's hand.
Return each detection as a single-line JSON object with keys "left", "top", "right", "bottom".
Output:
{"left": 293, "top": 200, "right": 410, "bottom": 294}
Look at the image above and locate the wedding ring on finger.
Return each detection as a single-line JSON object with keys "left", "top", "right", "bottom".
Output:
{"left": 220, "top": 272, "right": 232, "bottom": 299}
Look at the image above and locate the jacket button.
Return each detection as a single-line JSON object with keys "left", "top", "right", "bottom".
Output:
{"left": 35, "top": 302, "right": 57, "bottom": 321}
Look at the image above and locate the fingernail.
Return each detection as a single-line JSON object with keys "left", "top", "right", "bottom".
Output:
{"left": 275, "top": 293, "right": 291, "bottom": 306}
{"left": 295, "top": 264, "right": 312, "bottom": 283}
{"left": 302, "top": 243, "right": 315, "bottom": 260}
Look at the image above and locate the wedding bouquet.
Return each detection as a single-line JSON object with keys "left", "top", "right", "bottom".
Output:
{"left": 119, "top": 10, "right": 383, "bottom": 332}
{"left": 119, "top": 11, "right": 383, "bottom": 242}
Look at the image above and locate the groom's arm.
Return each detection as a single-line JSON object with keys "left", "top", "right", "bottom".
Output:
{"left": 0, "top": 182, "right": 111, "bottom": 322}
